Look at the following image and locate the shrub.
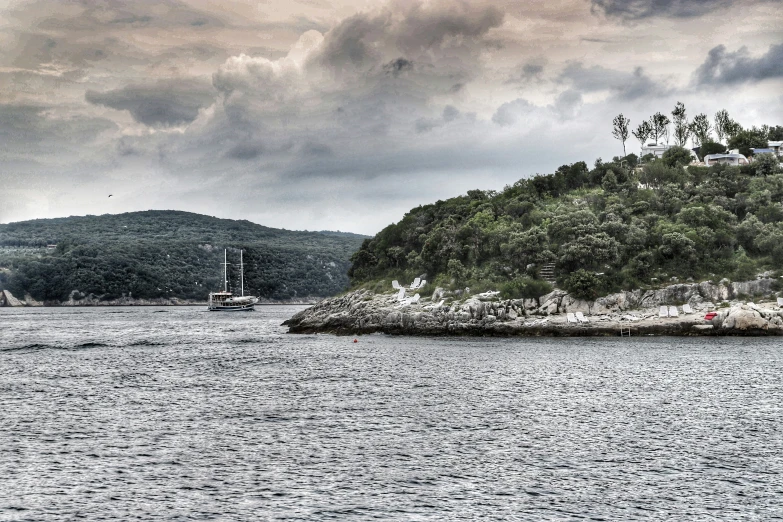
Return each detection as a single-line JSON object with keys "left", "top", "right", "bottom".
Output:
{"left": 500, "top": 277, "right": 553, "bottom": 299}
{"left": 699, "top": 141, "right": 726, "bottom": 159}
{"left": 563, "top": 269, "right": 602, "bottom": 300}
{"left": 662, "top": 146, "right": 694, "bottom": 168}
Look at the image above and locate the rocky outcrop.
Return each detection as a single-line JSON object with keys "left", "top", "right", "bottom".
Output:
{"left": 283, "top": 279, "right": 783, "bottom": 337}
{"left": 1, "top": 290, "right": 25, "bottom": 307}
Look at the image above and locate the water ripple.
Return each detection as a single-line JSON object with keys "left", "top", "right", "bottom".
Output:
{"left": 1, "top": 306, "right": 782, "bottom": 520}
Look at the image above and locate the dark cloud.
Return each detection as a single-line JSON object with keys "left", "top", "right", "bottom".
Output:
{"left": 383, "top": 57, "right": 413, "bottom": 77}
{"left": 559, "top": 62, "right": 669, "bottom": 100}
{"left": 590, "top": 0, "right": 736, "bottom": 19}
{"left": 395, "top": 3, "right": 504, "bottom": 53}
{"left": 86, "top": 80, "right": 215, "bottom": 127}
{"left": 694, "top": 43, "right": 783, "bottom": 86}
{"left": 226, "top": 142, "right": 264, "bottom": 160}
{"left": 506, "top": 63, "right": 544, "bottom": 84}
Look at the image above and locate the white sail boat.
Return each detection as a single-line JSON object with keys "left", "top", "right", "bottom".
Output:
{"left": 207, "top": 249, "right": 259, "bottom": 311}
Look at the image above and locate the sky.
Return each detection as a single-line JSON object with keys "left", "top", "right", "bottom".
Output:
{"left": 1, "top": 0, "right": 781, "bottom": 234}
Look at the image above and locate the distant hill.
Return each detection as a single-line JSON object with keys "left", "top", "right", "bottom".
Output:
{"left": 0, "top": 211, "right": 368, "bottom": 302}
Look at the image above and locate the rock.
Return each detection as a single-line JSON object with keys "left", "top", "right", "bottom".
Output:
{"left": 283, "top": 279, "right": 783, "bottom": 337}
{"left": 1, "top": 290, "right": 25, "bottom": 307}
{"left": 721, "top": 307, "right": 767, "bottom": 330}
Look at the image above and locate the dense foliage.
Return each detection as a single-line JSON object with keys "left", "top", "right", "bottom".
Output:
{"left": 349, "top": 157, "right": 783, "bottom": 299}
{"left": 0, "top": 211, "right": 366, "bottom": 301}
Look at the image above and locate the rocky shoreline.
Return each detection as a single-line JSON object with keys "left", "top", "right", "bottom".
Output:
{"left": 283, "top": 278, "right": 783, "bottom": 336}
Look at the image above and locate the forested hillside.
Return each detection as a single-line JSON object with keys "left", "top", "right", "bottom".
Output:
{"left": 349, "top": 149, "right": 783, "bottom": 300}
{"left": 0, "top": 211, "right": 366, "bottom": 302}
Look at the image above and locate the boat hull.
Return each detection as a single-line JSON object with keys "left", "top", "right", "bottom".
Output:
{"left": 208, "top": 303, "right": 256, "bottom": 311}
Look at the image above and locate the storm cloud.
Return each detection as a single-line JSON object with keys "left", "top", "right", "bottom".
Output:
{"left": 694, "top": 43, "right": 783, "bottom": 86}
{"left": 85, "top": 80, "right": 216, "bottom": 127}
{"left": 591, "top": 0, "right": 740, "bottom": 19}
{"left": 559, "top": 62, "right": 670, "bottom": 100}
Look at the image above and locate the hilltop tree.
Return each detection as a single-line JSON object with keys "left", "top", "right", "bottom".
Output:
{"left": 650, "top": 112, "right": 670, "bottom": 145}
{"left": 728, "top": 128, "right": 768, "bottom": 157}
{"left": 768, "top": 126, "right": 783, "bottom": 141}
{"left": 671, "top": 102, "right": 690, "bottom": 147}
{"left": 714, "top": 109, "right": 731, "bottom": 144}
{"left": 612, "top": 113, "right": 630, "bottom": 157}
{"left": 632, "top": 121, "right": 653, "bottom": 151}
{"left": 689, "top": 113, "right": 712, "bottom": 147}
{"left": 725, "top": 119, "right": 743, "bottom": 140}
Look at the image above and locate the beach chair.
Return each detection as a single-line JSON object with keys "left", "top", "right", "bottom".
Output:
{"left": 668, "top": 306, "right": 679, "bottom": 317}
{"left": 392, "top": 280, "right": 401, "bottom": 289}
{"left": 397, "top": 288, "right": 406, "bottom": 301}
{"left": 682, "top": 304, "right": 693, "bottom": 314}
{"left": 417, "top": 279, "right": 427, "bottom": 289}
{"left": 411, "top": 294, "right": 420, "bottom": 304}
{"left": 410, "top": 277, "right": 421, "bottom": 289}
{"left": 428, "top": 299, "right": 445, "bottom": 309}
{"left": 659, "top": 306, "right": 669, "bottom": 318}
{"left": 567, "top": 312, "right": 578, "bottom": 324}
{"left": 575, "top": 312, "right": 589, "bottom": 323}
{"left": 778, "top": 297, "right": 783, "bottom": 307}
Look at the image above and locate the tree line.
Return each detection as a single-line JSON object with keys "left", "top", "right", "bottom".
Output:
{"left": 612, "top": 104, "right": 781, "bottom": 160}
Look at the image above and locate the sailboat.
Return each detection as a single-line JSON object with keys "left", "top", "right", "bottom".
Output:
{"left": 207, "top": 249, "right": 259, "bottom": 311}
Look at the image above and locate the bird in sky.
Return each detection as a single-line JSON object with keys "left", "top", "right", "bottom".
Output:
{"left": 108, "top": 194, "right": 113, "bottom": 198}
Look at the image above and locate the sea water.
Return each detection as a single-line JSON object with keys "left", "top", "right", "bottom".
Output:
{"left": 1, "top": 306, "right": 782, "bottom": 520}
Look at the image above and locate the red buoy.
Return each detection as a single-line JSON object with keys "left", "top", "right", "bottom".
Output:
{"left": 353, "top": 338, "right": 358, "bottom": 343}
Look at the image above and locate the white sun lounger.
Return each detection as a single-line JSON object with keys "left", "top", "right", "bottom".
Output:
{"left": 411, "top": 294, "right": 420, "bottom": 304}
{"left": 427, "top": 299, "right": 445, "bottom": 309}
{"left": 409, "top": 277, "right": 421, "bottom": 289}
{"left": 567, "top": 312, "right": 578, "bottom": 324}
{"left": 668, "top": 306, "right": 679, "bottom": 317}
{"left": 397, "top": 288, "right": 406, "bottom": 301}
{"left": 417, "top": 279, "right": 427, "bottom": 289}
{"left": 778, "top": 297, "right": 783, "bottom": 307}
{"left": 392, "top": 280, "right": 401, "bottom": 289}
{"left": 659, "top": 306, "right": 669, "bottom": 318}
{"left": 575, "top": 312, "right": 589, "bottom": 323}
{"left": 682, "top": 304, "right": 693, "bottom": 314}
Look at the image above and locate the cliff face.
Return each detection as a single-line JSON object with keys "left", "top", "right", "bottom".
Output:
{"left": 283, "top": 279, "right": 783, "bottom": 336}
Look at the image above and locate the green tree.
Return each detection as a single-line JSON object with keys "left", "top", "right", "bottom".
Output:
{"left": 728, "top": 128, "right": 768, "bottom": 157}
{"left": 612, "top": 113, "right": 631, "bottom": 157}
{"left": 563, "top": 269, "right": 602, "bottom": 300}
{"left": 714, "top": 109, "right": 731, "bottom": 144}
{"left": 689, "top": 113, "right": 712, "bottom": 147}
{"left": 754, "top": 153, "right": 780, "bottom": 177}
{"left": 650, "top": 112, "right": 671, "bottom": 145}
{"left": 699, "top": 141, "right": 726, "bottom": 159}
{"left": 662, "top": 146, "right": 693, "bottom": 168}
{"left": 768, "top": 125, "right": 783, "bottom": 141}
{"left": 671, "top": 101, "right": 690, "bottom": 147}
{"left": 632, "top": 120, "right": 653, "bottom": 152}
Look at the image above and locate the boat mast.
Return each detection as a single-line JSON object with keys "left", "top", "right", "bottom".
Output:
{"left": 240, "top": 250, "right": 244, "bottom": 297}
{"left": 224, "top": 249, "right": 228, "bottom": 293}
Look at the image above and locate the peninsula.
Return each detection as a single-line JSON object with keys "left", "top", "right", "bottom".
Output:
{"left": 286, "top": 150, "right": 783, "bottom": 336}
